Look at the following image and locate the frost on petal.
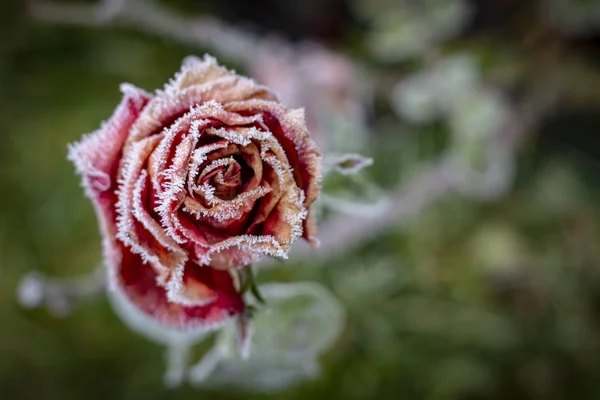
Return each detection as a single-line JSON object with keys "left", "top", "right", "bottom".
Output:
{"left": 153, "top": 129, "right": 200, "bottom": 244}
{"left": 184, "top": 186, "right": 272, "bottom": 227}
{"left": 110, "top": 242, "right": 244, "bottom": 331}
{"left": 116, "top": 135, "right": 188, "bottom": 275}
{"left": 224, "top": 100, "right": 322, "bottom": 245}
{"left": 208, "top": 235, "right": 287, "bottom": 270}
{"left": 128, "top": 56, "right": 277, "bottom": 144}
{"left": 269, "top": 107, "right": 322, "bottom": 206}
{"left": 168, "top": 55, "right": 278, "bottom": 104}
{"left": 225, "top": 101, "right": 322, "bottom": 202}
{"left": 267, "top": 108, "right": 321, "bottom": 246}
{"left": 258, "top": 156, "right": 306, "bottom": 247}
{"left": 68, "top": 84, "right": 152, "bottom": 249}
{"left": 68, "top": 84, "right": 151, "bottom": 198}
{"left": 167, "top": 55, "right": 237, "bottom": 93}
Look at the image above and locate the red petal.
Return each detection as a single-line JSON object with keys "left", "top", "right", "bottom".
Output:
{"left": 115, "top": 243, "right": 244, "bottom": 331}
{"left": 68, "top": 84, "right": 152, "bottom": 241}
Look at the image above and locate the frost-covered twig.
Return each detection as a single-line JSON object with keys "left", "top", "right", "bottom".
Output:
{"left": 29, "top": 0, "right": 260, "bottom": 65}
{"left": 283, "top": 160, "right": 458, "bottom": 262}
{"left": 28, "top": 0, "right": 371, "bottom": 154}
{"left": 164, "top": 342, "right": 192, "bottom": 388}
{"left": 17, "top": 267, "right": 105, "bottom": 316}
{"left": 189, "top": 346, "right": 223, "bottom": 385}
{"left": 281, "top": 99, "right": 545, "bottom": 264}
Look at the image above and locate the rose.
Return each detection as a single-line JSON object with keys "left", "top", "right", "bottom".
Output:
{"left": 69, "top": 55, "right": 322, "bottom": 330}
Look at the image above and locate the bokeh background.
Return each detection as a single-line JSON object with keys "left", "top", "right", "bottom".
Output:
{"left": 2, "top": 0, "right": 600, "bottom": 399}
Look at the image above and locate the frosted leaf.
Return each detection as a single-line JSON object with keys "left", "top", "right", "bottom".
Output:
{"left": 320, "top": 193, "right": 390, "bottom": 219}
{"left": 321, "top": 173, "right": 389, "bottom": 218}
{"left": 430, "top": 53, "right": 480, "bottom": 111}
{"left": 391, "top": 74, "right": 439, "bottom": 124}
{"left": 108, "top": 281, "right": 223, "bottom": 389}
{"left": 192, "top": 352, "right": 320, "bottom": 393}
{"left": 318, "top": 103, "right": 371, "bottom": 154}
{"left": 366, "top": 0, "right": 472, "bottom": 62}
{"left": 449, "top": 89, "right": 509, "bottom": 141}
{"left": 223, "top": 282, "right": 344, "bottom": 359}
{"left": 324, "top": 153, "right": 374, "bottom": 176}
{"left": 446, "top": 88, "right": 512, "bottom": 199}
{"left": 391, "top": 53, "right": 480, "bottom": 123}
{"left": 331, "top": 258, "right": 400, "bottom": 310}
{"left": 189, "top": 282, "right": 343, "bottom": 392}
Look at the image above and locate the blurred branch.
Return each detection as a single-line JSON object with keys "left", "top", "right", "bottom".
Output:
{"left": 28, "top": 0, "right": 371, "bottom": 154}
{"left": 17, "top": 267, "right": 105, "bottom": 316}
{"left": 164, "top": 342, "right": 192, "bottom": 388}
{"left": 28, "top": 0, "right": 260, "bottom": 65}
{"left": 281, "top": 96, "right": 550, "bottom": 264}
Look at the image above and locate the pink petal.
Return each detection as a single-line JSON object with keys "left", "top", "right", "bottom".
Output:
{"left": 69, "top": 84, "right": 152, "bottom": 198}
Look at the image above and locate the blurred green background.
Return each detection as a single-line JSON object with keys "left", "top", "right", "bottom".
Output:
{"left": 2, "top": 0, "right": 600, "bottom": 399}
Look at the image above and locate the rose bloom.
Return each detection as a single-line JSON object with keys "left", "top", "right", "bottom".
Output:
{"left": 69, "top": 55, "right": 322, "bottom": 331}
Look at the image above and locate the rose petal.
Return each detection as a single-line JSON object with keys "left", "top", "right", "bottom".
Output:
{"left": 187, "top": 139, "right": 231, "bottom": 197}
{"left": 68, "top": 84, "right": 152, "bottom": 197}
{"left": 207, "top": 234, "right": 287, "bottom": 270}
{"left": 68, "top": 84, "right": 152, "bottom": 260}
{"left": 128, "top": 56, "right": 278, "bottom": 144}
{"left": 224, "top": 100, "right": 322, "bottom": 245}
{"left": 247, "top": 163, "right": 283, "bottom": 232}
{"left": 240, "top": 141, "right": 263, "bottom": 191}
{"left": 117, "top": 135, "right": 188, "bottom": 273}
{"left": 111, "top": 243, "right": 244, "bottom": 331}
{"left": 184, "top": 186, "right": 271, "bottom": 227}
